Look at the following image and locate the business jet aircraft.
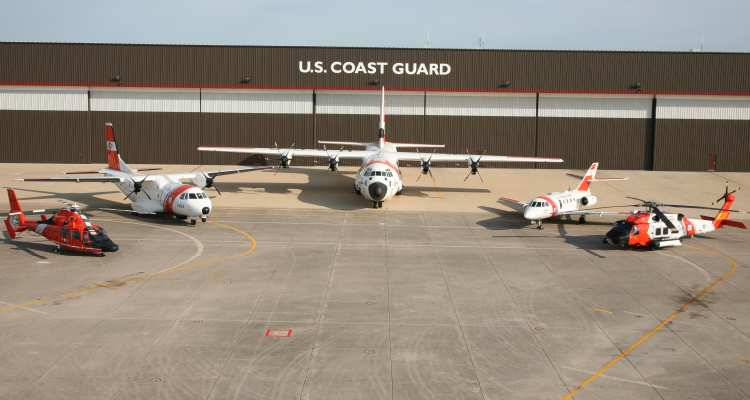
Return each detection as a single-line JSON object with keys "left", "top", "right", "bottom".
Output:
{"left": 13, "top": 123, "right": 272, "bottom": 225}
{"left": 199, "top": 87, "right": 563, "bottom": 208}
{"left": 499, "top": 162, "right": 628, "bottom": 229}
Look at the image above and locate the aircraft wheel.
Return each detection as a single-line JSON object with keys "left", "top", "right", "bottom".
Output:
{"left": 191, "top": 219, "right": 197, "bottom": 226}
{"left": 648, "top": 243, "right": 656, "bottom": 251}
{"left": 201, "top": 217, "right": 207, "bottom": 223}
{"left": 579, "top": 216, "right": 587, "bottom": 224}
{"left": 54, "top": 249, "right": 59, "bottom": 254}
{"left": 98, "top": 253, "right": 106, "bottom": 257}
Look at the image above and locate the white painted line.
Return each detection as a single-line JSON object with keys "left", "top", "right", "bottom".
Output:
{"left": 0, "top": 300, "right": 47, "bottom": 314}
{"left": 658, "top": 252, "right": 714, "bottom": 283}
{"left": 561, "top": 366, "right": 668, "bottom": 389}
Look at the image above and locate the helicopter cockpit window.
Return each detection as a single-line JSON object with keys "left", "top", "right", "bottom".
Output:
{"left": 71, "top": 231, "right": 81, "bottom": 241}
{"left": 82, "top": 231, "right": 89, "bottom": 243}
{"left": 632, "top": 226, "right": 640, "bottom": 235}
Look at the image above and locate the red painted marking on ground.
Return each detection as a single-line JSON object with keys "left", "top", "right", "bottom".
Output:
{"left": 265, "top": 329, "right": 292, "bottom": 337}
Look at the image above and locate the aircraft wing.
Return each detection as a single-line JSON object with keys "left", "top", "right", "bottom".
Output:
{"left": 559, "top": 210, "right": 633, "bottom": 216}
{"left": 13, "top": 176, "right": 124, "bottom": 183}
{"left": 198, "top": 147, "right": 376, "bottom": 159}
{"left": 498, "top": 197, "right": 529, "bottom": 208}
{"left": 165, "top": 166, "right": 274, "bottom": 181}
{"left": 392, "top": 152, "right": 563, "bottom": 163}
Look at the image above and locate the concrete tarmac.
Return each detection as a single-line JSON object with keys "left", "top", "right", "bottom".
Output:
{"left": 1, "top": 164, "right": 750, "bottom": 399}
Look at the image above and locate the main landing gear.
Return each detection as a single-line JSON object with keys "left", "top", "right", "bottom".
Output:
{"left": 54, "top": 244, "right": 61, "bottom": 254}
{"left": 98, "top": 252, "right": 106, "bottom": 257}
{"left": 579, "top": 215, "right": 587, "bottom": 224}
{"left": 191, "top": 219, "right": 197, "bottom": 226}
{"left": 372, "top": 201, "right": 383, "bottom": 209}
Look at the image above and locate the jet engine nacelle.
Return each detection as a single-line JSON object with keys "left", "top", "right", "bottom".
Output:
{"left": 580, "top": 195, "right": 597, "bottom": 206}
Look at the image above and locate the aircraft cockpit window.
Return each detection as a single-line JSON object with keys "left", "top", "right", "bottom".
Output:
{"left": 72, "top": 231, "right": 81, "bottom": 241}
{"left": 188, "top": 193, "right": 197, "bottom": 200}
{"left": 179, "top": 193, "right": 185, "bottom": 200}
{"left": 82, "top": 231, "right": 89, "bottom": 243}
{"left": 376, "top": 171, "right": 382, "bottom": 176}
{"left": 632, "top": 226, "right": 639, "bottom": 235}
{"left": 197, "top": 193, "right": 205, "bottom": 199}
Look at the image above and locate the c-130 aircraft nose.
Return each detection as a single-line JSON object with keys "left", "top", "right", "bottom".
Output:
{"left": 368, "top": 182, "right": 387, "bottom": 201}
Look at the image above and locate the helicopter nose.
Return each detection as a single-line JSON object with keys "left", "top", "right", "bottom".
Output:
{"left": 101, "top": 239, "right": 119, "bottom": 252}
{"left": 368, "top": 182, "right": 387, "bottom": 201}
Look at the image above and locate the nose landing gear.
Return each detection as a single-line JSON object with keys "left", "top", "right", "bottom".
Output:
{"left": 201, "top": 217, "right": 207, "bottom": 222}
{"left": 531, "top": 220, "right": 544, "bottom": 229}
{"left": 372, "top": 201, "right": 383, "bottom": 209}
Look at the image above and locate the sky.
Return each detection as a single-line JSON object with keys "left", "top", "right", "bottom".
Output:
{"left": 1, "top": 0, "right": 748, "bottom": 52}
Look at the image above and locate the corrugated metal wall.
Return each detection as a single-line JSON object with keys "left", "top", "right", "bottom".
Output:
{"left": 537, "top": 118, "right": 654, "bottom": 170}
{"left": 0, "top": 111, "right": 89, "bottom": 163}
{"left": 89, "top": 112, "right": 201, "bottom": 165}
{"left": 652, "top": 119, "right": 750, "bottom": 172}
{"left": 201, "top": 113, "right": 314, "bottom": 166}
{"left": 1, "top": 43, "right": 750, "bottom": 171}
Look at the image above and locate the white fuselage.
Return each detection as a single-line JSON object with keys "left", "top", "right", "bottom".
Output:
{"left": 353, "top": 142, "right": 404, "bottom": 203}
{"left": 523, "top": 190, "right": 597, "bottom": 221}
{"left": 102, "top": 170, "right": 212, "bottom": 219}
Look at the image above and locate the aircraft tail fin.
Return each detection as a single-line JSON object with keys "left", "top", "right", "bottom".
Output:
{"left": 564, "top": 162, "right": 627, "bottom": 192}
{"left": 5, "top": 189, "right": 27, "bottom": 239}
{"left": 105, "top": 123, "right": 134, "bottom": 174}
{"left": 701, "top": 186, "right": 747, "bottom": 230}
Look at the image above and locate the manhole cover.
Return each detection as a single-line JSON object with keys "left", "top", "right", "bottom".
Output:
{"left": 194, "top": 320, "right": 203, "bottom": 323}
{"left": 367, "top": 302, "right": 374, "bottom": 305}
{"left": 365, "top": 350, "right": 374, "bottom": 354}
{"left": 535, "top": 327, "right": 544, "bottom": 330}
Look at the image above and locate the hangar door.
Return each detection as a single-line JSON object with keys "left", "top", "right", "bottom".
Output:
{"left": 537, "top": 94, "right": 654, "bottom": 170}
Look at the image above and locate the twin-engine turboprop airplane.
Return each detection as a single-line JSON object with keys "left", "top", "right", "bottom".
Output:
{"left": 199, "top": 87, "right": 564, "bottom": 208}
{"left": 13, "top": 123, "right": 273, "bottom": 225}
{"left": 499, "top": 162, "right": 628, "bottom": 229}
{"left": 603, "top": 184, "right": 747, "bottom": 250}
{"left": 4, "top": 189, "right": 118, "bottom": 256}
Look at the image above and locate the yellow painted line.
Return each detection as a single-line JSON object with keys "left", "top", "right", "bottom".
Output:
{"left": 710, "top": 172, "right": 750, "bottom": 190}
{"left": 603, "top": 181, "right": 630, "bottom": 198}
{"left": 561, "top": 244, "right": 737, "bottom": 399}
{"left": 674, "top": 295, "right": 715, "bottom": 304}
{"left": 89, "top": 283, "right": 117, "bottom": 290}
{"left": 210, "top": 275, "right": 224, "bottom": 279}
{"left": 212, "top": 213, "right": 485, "bottom": 221}
{"left": 0, "top": 222, "right": 256, "bottom": 314}
{"left": 593, "top": 308, "right": 613, "bottom": 314}
{"left": 429, "top": 174, "right": 443, "bottom": 201}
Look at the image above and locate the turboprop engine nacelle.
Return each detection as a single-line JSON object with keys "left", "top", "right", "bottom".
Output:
{"left": 580, "top": 195, "right": 597, "bottom": 206}
{"left": 191, "top": 174, "right": 207, "bottom": 187}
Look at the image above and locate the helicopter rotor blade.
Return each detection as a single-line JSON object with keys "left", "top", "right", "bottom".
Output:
{"left": 651, "top": 206, "right": 677, "bottom": 230}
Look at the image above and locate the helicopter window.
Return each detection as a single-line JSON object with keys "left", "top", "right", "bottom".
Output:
{"left": 60, "top": 228, "right": 69, "bottom": 237}
{"left": 71, "top": 231, "right": 81, "bottom": 241}
{"left": 188, "top": 193, "right": 197, "bottom": 199}
{"left": 632, "top": 226, "right": 640, "bottom": 235}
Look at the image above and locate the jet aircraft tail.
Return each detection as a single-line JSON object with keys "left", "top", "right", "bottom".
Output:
{"left": 564, "top": 162, "right": 628, "bottom": 192}
{"left": 105, "top": 123, "right": 134, "bottom": 174}
{"left": 4, "top": 189, "right": 28, "bottom": 239}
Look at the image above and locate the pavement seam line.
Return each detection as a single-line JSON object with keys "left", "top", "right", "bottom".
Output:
{"left": 560, "top": 244, "right": 738, "bottom": 400}
{"left": 0, "top": 221, "right": 257, "bottom": 314}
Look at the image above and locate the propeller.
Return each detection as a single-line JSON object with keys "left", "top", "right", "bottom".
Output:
{"left": 416, "top": 149, "right": 437, "bottom": 182}
{"left": 200, "top": 171, "right": 221, "bottom": 196}
{"left": 124, "top": 175, "right": 151, "bottom": 201}
{"left": 323, "top": 145, "right": 345, "bottom": 177}
{"left": 713, "top": 181, "right": 739, "bottom": 205}
{"left": 464, "top": 149, "right": 486, "bottom": 183}
{"left": 273, "top": 142, "right": 295, "bottom": 175}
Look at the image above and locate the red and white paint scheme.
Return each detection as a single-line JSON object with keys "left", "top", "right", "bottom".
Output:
{"left": 499, "top": 162, "right": 628, "bottom": 229}
{"left": 4, "top": 189, "right": 119, "bottom": 256}
{"left": 13, "top": 123, "right": 273, "bottom": 225}
{"left": 603, "top": 184, "right": 747, "bottom": 250}
{"left": 199, "top": 87, "right": 564, "bottom": 208}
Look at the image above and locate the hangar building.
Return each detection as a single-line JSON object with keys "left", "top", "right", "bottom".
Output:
{"left": 0, "top": 42, "right": 749, "bottom": 171}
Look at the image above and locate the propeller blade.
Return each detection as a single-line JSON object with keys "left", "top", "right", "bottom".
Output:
{"left": 476, "top": 168, "right": 484, "bottom": 183}
{"left": 476, "top": 149, "right": 487, "bottom": 163}
{"left": 652, "top": 207, "right": 677, "bottom": 230}
{"left": 213, "top": 183, "right": 222, "bottom": 196}
{"left": 124, "top": 191, "right": 135, "bottom": 201}
{"left": 464, "top": 170, "right": 472, "bottom": 182}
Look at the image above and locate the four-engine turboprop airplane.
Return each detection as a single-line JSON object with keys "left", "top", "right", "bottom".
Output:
{"left": 499, "top": 162, "right": 628, "bottom": 229}
{"left": 13, "top": 123, "right": 273, "bottom": 225}
{"left": 199, "top": 87, "right": 564, "bottom": 208}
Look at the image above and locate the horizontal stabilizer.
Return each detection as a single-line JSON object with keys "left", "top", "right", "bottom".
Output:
{"left": 564, "top": 172, "right": 627, "bottom": 182}
{"left": 701, "top": 215, "right": 747, "bottom": 229}
{"left": 61, "top": 170, "right": 101, "bottom": 175}
{"left": 133, "top": 168, "right": 165, "bottom": 172}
